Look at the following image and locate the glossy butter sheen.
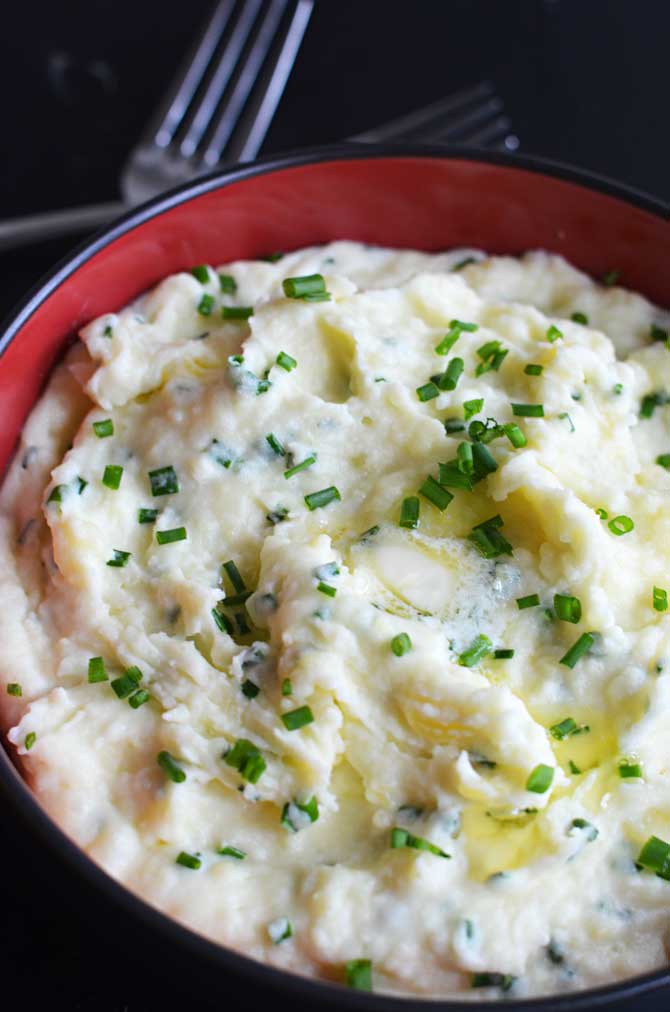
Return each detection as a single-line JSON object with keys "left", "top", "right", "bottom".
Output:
{"left": 2, "top": 242, "right": 670, "bottom": 998}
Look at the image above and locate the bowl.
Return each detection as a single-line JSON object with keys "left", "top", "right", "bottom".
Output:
{"left": 1, "top": 143, "right": 669, "bottom": 1010}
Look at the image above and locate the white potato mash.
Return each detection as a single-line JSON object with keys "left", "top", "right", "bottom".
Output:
{"left": 3, "top": 242, "right": 670, "bottom": 999}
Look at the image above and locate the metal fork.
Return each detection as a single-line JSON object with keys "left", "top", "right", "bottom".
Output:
{"left": 0, "top": 6, "right": 517, "bottom": 252}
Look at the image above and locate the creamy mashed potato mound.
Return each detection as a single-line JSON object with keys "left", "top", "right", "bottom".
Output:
{"left": 3, "top": 243, "right": 670, "bottom": 998}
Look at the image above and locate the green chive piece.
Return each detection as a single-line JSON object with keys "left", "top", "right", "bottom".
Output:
{"left": 267, "top": 507, "right": 289, "bottom": 525}
{"left": 345, "top": 959, "right": 372, "bottom": 991}
{"left": 220, "top": 591, "right": 253, "bottom": 609}
{"left": 268, "top": 917, "right": 293, "bottom": 944}
{"left": 524, "top": 364, "right": 544, "bottom": 376}
{"left": 475, "top": 340, "right": 508, "bottom": 376}
{"left": 138, "top": 507, "right": 159, "bottom": 524}
{"left": 212, "top": 608, "right": 233, "bottom": 635}
{"left": 463, "top": 398, "right": 484, "bottom": 420}
{"left": 546, "top": 325, "right": 563, "bottom": 343}
{"left": 156, "top": 527, "right": 187, "bottom": 545}
{"left": 106, "top": 549, "right": 131, "bottom": 568}
{"left": 571, "top": 312, "right": 589, "bottom": 325}
{"left": 282, "top": 274, "right": 328, "bottom": 299}
{"left": 176, "top": 851, "right": 201, "bottom": 870}
{"left": 266, "top": 433, "right": 286, "bottom": 457}
{"left": 157, "top": 750, "right": 186, "bottom": 783}
{"left": 503, "top": 422, "right": 527, "bottom": 448}
{"left": 435, "top": 319, "right": 477, "bottom": 356}
{"left": 468, "top": 515, "right": 513, "bottom": 559}
{"left": 417, "top": 381, "right": 440, "bottom": 402}
{"left": 526, "top": 763, "right": 554, "bottom": 793}
{"left": 560, "top": 632, "right": 595, "bottom": 668}
{"left": 317, "top": 582, "right": 336, "bottom": 598}
{"left": 219, "top": 273, "right": 237, "bottom": 293}
{"left": 608, "top": 515, "right": 634, "bottom": 536}
{"left": 613, "top": 383, "right": 623, "bottom": 395}
{"left": 93, "top": 419, "right": 114, "bottom": 438}
{"left": 459, "top": 634, "right": 492, "bottom": 667}
{"left": 102, "top": 465, "right": 123, "bottom": 490}
{"left": 438, "top": 462, "right": 473, "bottom": 490}
{"left": 471, "top": 973, "right": 516, "bottom": 992}
{"left": 222, "top": 305, "right": 253, "bottom": 320}
{"left": 280, "top": 795, "right": 319, "bottom": 832}
{"left": 516, "top": 594, "right": 540, "bottom": 610}
{"left": 198, "top": 293, "right": 214, "bottom": 316}
{"left": 558, "top": 411, "right": 575, "bottom": 433}
{"left": 129, "top": 689, "right": 150, "bottom": 708}
{"left": 281, "top": 678, "right": 293, "bottom": 696}
{"left": 391, "top": 633, "right": 412, "bottom": 657}
{"left": 218, "top": 845, "right": 246, "bottom": 859}
{"left": 390, "top": 826, "right": 449, "bottom": 858}
{"left": 656, "top": 454, "right": 670, "bottom": 469}
{"left": 148, "top": 465, "right": 179, "bottom": 497}
{"left": 284, "top": 455, "right": 316, "bottom": 479}
{"left": 444, "top": 418, "right": 466, "bottom": 434}
{"left": 191, "top": 265, "right": 209, "bottom": 283}
{"left": 241, "top": 680, "right": 260, "bottom": 699}
{"left": 419, "top": 475, "right": 453, "bottom": 511}
{"left": 439, "top": 357, "right": 464, "bottom": 391}
{"left": 602, "top": 269, "right": 620, "bottom": 286}
{"left": 637, "top": 835, "right": 670, "bottom": 880}
{"left": 111, "top": 667, "right": 142, "bottom": 699}
{"left": 569, "top": 817, "right": 598, "bottom": 841}
{"left": 596, "top": 507, "right": 608, "bottom": 520}
{"left": 640, "top": 391, "right": 669, "bottom": 419}
{"left": 472, "top": 442, "right": 498, "bottom": 478}
{"left": 494, "top": 648, "right": 514, "bottom": 659}
{"left": 276, "top": 350, "right": 297, "bottom": 372}
{"left": 261, "top": 250, "right": 284, "bottom": 263}
{"left": 651, "top": 323, "right": 669, "bottom": 342}
{"left": 511, "top": 403, "right": 544, "bottom": 418}
{"left": 6, "top": 683, "right": 22, "bottom": 697}
{"left": 554, "top": 593, "right": 582, "bottom": 623}
{"left": 653, "top": 587, "right": 668, "bottom": 612}
{"left": 399, "top": 496, "right": 420, "bottom": 529}
{"left": 281, "top": 706, "right": 314, "bottom": 731}
{"left": 222, "top": 560, "right": 245, "bottom": 593}
{"left": 569, "top": 759, "right": 581, "bottom": 775}
{"left": 618, "top": 758, "right": 643, "bottom": 779}
{"left": 452, "top": 256, "right": 477, "bottom": 271}
{"left": 457, "top": 441, "right": 474, "bottom": 474}
{"left": 88, "top": 657, "right": 108, "bottom": 683}
{"left": 46, "top": 485, "right": 65, "bottom": 505}
{"left": 24, "top": 732, "right": 36, "bottom": 751}
{"left": 304, "top": 486, "right": 340, "bottom": 511}
{"left": 550, "top": 717, "right": 580, "bottom": 740}
{"left": 103, "top": 324, "right": 113, "bottom": 338}
{"left": 224, "top": 739, "right": 266, "bottom": 783}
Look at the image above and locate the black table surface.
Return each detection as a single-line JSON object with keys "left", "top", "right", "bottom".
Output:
{"left": 2, "top": 2, "right": 670, "bottom": 1009}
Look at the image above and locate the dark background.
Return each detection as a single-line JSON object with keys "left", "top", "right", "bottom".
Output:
{"left": 1, "top": 1, "right": 669, "bottom": 1009}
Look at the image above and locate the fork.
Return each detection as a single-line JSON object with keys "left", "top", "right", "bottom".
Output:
{"left": 0, "top": 4, "right": 517, "bottom": 252}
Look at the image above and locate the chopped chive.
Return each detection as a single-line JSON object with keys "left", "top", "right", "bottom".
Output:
{"left": 656, "top": 454, "right": 670, "bottom": 469}
{"left": 218, "top": 845, "right": 246, "bottom": 859}
{"left": 281, "top": 706, "right": 314, "bottom": 731}
{"left": 157, "top": 750, "right": 186, "bottom": 783}
{"left": 471, "top": 973, "right": 516, "bottom": 992}
{"left": 261, "top": 250, "right": 283, "bottom": 262}
{"left": 241, "top": 680, "right": 260, "bottom": 699}
{"left": 524, "top": 364, "right": 544, "bottom": 376}
{"left": 280, "top": 795, "right": 319, "bottom": 832}
{"left": 494, "top": 648, "right": 514, "bottom": 659}
{"left": 391, "top": 633, "right": 412, "bottom": 657}
{"left": 266, "top": 433, "right": 286, "bottom": 457}
{"left": 560, "top": 632, "right": 595, "bottom": 668}
{"left": 222, "top": 305, "right": 253, "bottom": 320}
{"left": 358, "top": 525, "right": 380, "bottom": 542}
{"left": 444, "top": 418, "right": 466, "bottom": 434}
{"left": 399, "top": 496, "right": 420, "bottom": 529}
{"left": 198, "top": 293, "right": 214, "bottom": 316}
{"left": 451, "top": 256, "right": 477, "bottom": 270}
{"left": 317, "top": 581, "right": 336, "bottom": 597}
{"left": 224, "top": 739, "right": 266, "bottom": 783}
{"left": 457, "top": 441, "right": 474, "bottom": 474}
{"left": 608, "top": 515, "right": 634, "bottom": 536}
{"left": 463, "top": 398, "right": 483, "bottom": 420}
{"left": 558, "top": 411, "right": 575, "bottom": 433}
{"left": 651, "top": 324, "right": 669, "bottom": 342}
{"left": 282, "top": 274, "right": 328, "bottom": 299}
{"left": 435, "top": 320, "right": 477, "bottom": 356}
{"left": 176, "top": 851, "right": 201, "bottom": 870}
{"left": 419, "top": 475, "right": 453, "bottom": 511}
{"left": 516, "top": 593, "right": 540, "bottom": 610}
{"left": 267, "top": 506, "right": 289, "bottom": 525}
{"left": 637, "top": 835, "right": 670, "bottom": 879}
{"left": 268, "top": 917, "right": 292, "bottom": 944}
{"left": 191, "top": 265, "right": 209, "bottom": 283}
{"left": 281, "top": 678, "right": 293, "bottom": 696}
{"left": 106, "top": 549, "right": 131, "bottom": 568}
{"left": 6, "top": 682, "right": 22, "bottom": 697}
{"left": 111, "top": 667, "right": 142, "bottom": 699}
{"left": 640, "top": 391, "right": 669, "bottom": 419}
{"left": 93, "top": 419, "right": 114, "bottom": 438}
{"left": 416, "top": 381, "right": 439, "bottom": 402}
{"left": 511, "top": 403, "right": 544, "bottom": 418}
{"left": 284, "top": 455, "right": 316, "bottom": 479}
{"left": 595, "top": 507, "right": 608, "bottom": 520}
{"left": 571, "top": 312, "right": 589, "bottom": 325}
{"left": 24, "top": 732, "right": 36, "bottom": 751}
{"left": 475, "top": 341, "right": 508, "bottom": 375}
{"left": 129, "top": 689, "right": 150, "bottom": 708}
{"left": 156, "top": 527, "right": 187, "bottom": 545}
{"left": 46, "top": 485, "right": 65, "bottom": 505}
{"left": 526, "top": 763, "right": 554, "bottom": 793}
{"left": 602, "top": 269, "right": 620, "bottom": 286}
{"left": 653, "top": 587, "right": 668, "bottom": 612}
{"left": 550, "top": 717, "right": 580, "bottom": 740}
{"left": 138, "top": 507, "right": 159, "bottom": 524}
{"left": 613, "top": 383, "right": 623, "bottom": 395}
{"left": 471, "top": 442, "right": 497, "bottom": 477}
{"left": 438, "top": 462, "right": 473, "bottom": 491}
{"left": 88, "top": 657, "right": 107, "bottom": 683}
{"left": 103, "top": 324, "right": 113, "bottom": 338}
{"left": 618, "top": 758, "right": 643, "bottom": 779}
{"left": 276, "top": 350, "right": 297, "bottom": 372}
{"left": 459, "top": 634, "right": 492, "bottom": 667}
{"left": 439, "top": 357, "right": 464, "bottom": 391}
{"left": 222, "top": 560, "right": 246, "bottom": 593}
{"left": 218, "top": 273, "right": 237, "bottom": 293}
{"left": 304, "top": 486, "right": 340, "bottom": 511}
{"left": 545, "top": 324, "right": 563, "bottom": 343}
{"left": 502, "top": 422, "right": 527, "bottom": 448}
{"left": 346, "top": 960, "right": 372, "bottom": 991}
{"left": 212, "top": 608, "right": 233, "bottom": 635}
{"left": 148, "top": 465, "right": 179, "bottom": 497}
{"left": 569, "top": 818, "right": 598, "bottom": 841}
{"left": 467, "top": 516, "right": 513, "bottom": 559}
{"left": 568, "top": 759, "right": 581, "bottom": 775}
{"left": 102, "top": 464, "right": 123, "bottom": 490}
{"left": 390, "top": 826, "right": 449, "bottom": 858}
{"left": 220, "top": 591, "right": 253, "bottom": 609}
{"left": 554, "top": 593, "right": 582, "bottom": 624}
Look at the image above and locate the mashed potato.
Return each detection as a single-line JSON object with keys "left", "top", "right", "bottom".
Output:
{"left": 2, "top": 242, "right": 670, "bottom": 998}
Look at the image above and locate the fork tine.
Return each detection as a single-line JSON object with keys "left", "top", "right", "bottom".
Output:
{"left": 200, "top": 0, "right": 291, "bottom": 166}
{"left": 349, "top": 81, "right": 495, "bottom": 143}
{"left": 224, "top": 0, "right": 313, "bottom": 164}
{"left": 424, "top": 96, "right": 505, "bottom": 142}
{"left": 150, "top": 0, "right": 237, "bottom": 149}
{"left": 180, "top": 0, "right": 264, "bottom": 158}
{"left": 458, "top": 115, "right": 514, "bottom": 148}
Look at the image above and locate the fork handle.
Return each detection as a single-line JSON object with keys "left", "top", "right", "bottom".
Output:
{"left": 0, "top": 201, "right": 125, "bottom": 253}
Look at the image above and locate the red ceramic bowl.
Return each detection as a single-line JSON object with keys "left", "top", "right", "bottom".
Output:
{"left": 1, "top": 144, "right": 669, "bottom": 1010}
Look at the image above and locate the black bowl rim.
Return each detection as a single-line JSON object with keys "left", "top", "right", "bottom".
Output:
{"left": 1, "top": 142, "right": 669, "bottom": 1012}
